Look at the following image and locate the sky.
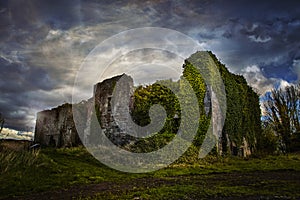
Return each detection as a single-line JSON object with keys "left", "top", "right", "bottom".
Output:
{"left": 0, "top": 0, "right": 299, "bottom": 133}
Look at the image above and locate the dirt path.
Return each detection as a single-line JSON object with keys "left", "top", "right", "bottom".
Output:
{"left": 5, "top": 170, "right": 300, "bottom": 200}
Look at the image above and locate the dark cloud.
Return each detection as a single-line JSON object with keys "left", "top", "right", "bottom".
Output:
{"left": 0, "top": 57, "right": 57, "bottom": 92}
{"left": 0, "top": 0, "right": 299, "bottom": 131}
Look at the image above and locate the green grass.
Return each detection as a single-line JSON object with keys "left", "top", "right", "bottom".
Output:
{"left": 0, "top": 147, "right": 143, "bottom": 198}
{"left": 1, "top": 147, "right": 300, "bottom": 199}
{"left": 80, "top": 174, "right": 300, "bottom": 199}
{"left": 153, "top": 153, "right": 300, "bottom": 177}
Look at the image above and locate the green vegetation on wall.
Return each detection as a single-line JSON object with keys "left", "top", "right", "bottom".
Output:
{"left": 208, "top": 52, "right": 262, "bottom": 154}
{"left": 100, "top": 51, "right": 262, "bottom": 156}
{"left": 127, "top": 51, "right": 262, "bottom": 155}
{"left": 129, "top": 82, "right": 180, "bottom": 152}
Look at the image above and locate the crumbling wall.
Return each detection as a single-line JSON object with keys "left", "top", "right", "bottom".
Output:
{"left": 93, "top": 74, "right": 135, "bottom": 146}
{"left": 34, "top": 103, "right": 81, "bottom": 147}
{"left": 34, "top": 74, "right": 134, "bottom": 148}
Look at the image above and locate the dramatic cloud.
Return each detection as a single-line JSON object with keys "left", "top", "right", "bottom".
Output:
{"left": 241, "top": 65, "right": 277, "bottom": 95}
{"left": 241, "top": 65, "right": 293, "bottom": 95}
{"left": 0, "top": 0, "right": 299, "bottom": 131}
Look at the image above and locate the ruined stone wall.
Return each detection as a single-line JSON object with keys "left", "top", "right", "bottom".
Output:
{"left": 34, "top": 103, "right": 81, "bottom": 147}
{"left": 34, "top": 74, "right": 134, "bottom": 148}
{"left": 93, "top": 74, "right": 135, "bottom": 146}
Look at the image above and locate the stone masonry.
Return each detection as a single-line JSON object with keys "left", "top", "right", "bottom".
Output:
{"left": 34, "top": 74, "right": 134, "bottom": 147}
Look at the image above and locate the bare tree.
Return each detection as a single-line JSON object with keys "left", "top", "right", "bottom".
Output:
{"left": 264, "top": 84, "right": 300, "bottom": 153}
{"left": 0, "top": 113, "right": 4, "bottom": 133}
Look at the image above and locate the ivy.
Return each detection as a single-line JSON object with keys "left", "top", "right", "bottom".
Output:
{"left": 129, "top": 51, "right": 261, "bottom": 155}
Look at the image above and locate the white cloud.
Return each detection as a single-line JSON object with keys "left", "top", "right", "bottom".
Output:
{"left": 241, "top": 65, "right": 295, "bottom": 116}
{"left": 102, "top": 49, "right": 184, "bottom": 86}
{"left": 0, "top": 128, "right": 33, "bottom": 141}
{"left": 244, "top": 65, "right": 260, "bottom": 73}
{"left": 278, "top": 79, "right": 291, "bottom": 90}
{"left": 45, "top": 29, "right": 64, "bottom": 40}
{"left": 248, "top": 35, "right": 271, "bottom": 43}
{"left": 247, "top": 23, "right": 259, "bottom": 32}
{"left": 241, "top": 65, "right": 278, "bottom": 95}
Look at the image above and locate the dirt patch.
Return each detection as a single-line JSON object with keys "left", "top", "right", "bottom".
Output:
{"left": 5, "top": 170, "right": 300, "bottom": 200}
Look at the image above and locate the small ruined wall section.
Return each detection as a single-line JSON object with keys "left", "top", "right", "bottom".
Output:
{"left": 34, "top": 103, "right": 81, "bottom": 147}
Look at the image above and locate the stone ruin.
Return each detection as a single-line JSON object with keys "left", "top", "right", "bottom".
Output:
{"left": 34, "top": 73, "right": 252, "bottom": 157}
{"left": 34, "top": 103, "right": 81, "bottom": 148}
{"left": 34, "top": 52, "right": 255, "bottom": 157}
{"left": 88, "top": 74, "right": 135, "bottom": 147}
{"left": 34, "top": 74, "right": 134, "bottom": 148}
{"left": 34, "top": 73, "right": 211, "bottom": 149}
{"left": 34, "top": 104, "right": 81, "bottom": 147}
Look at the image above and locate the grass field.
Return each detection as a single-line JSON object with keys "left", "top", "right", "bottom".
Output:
{"left": 0, "top": 147, "right": 300, "bottom": 199}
